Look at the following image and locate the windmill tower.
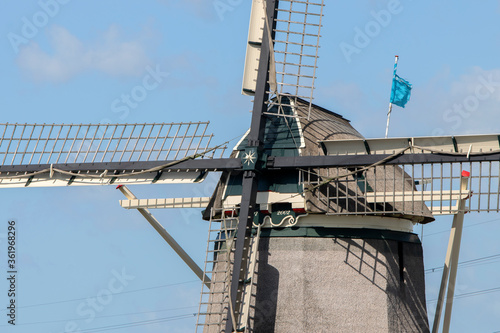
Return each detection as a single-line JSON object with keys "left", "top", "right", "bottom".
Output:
{"left": 2, "top": 1, "right": 500, "bottom": 332}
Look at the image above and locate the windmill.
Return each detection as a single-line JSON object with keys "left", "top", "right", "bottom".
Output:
{"left": 2, "top": 1, "right": 500, "bottom": 332}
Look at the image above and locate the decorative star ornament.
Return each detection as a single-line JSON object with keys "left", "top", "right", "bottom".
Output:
{"left": 243, "top": 150, "right": 256, "bottom": 166}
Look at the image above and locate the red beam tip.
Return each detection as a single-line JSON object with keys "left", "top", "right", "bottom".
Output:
{"left": 461, "top": 170, "right": 470, "bottom": 177}
{"left": 116, "top": 185, "right": 123, "bottom": 189}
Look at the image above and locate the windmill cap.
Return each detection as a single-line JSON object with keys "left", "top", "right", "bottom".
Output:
{"left": 461, "top": 170, "right": 470, "bottom": 177}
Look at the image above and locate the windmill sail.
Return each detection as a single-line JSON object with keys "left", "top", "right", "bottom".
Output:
{"left": 318, "top": 135, "right": 500, "bottom": 215}
{"left": 0, "top": 122, "right": 226, "bottom": 187}
{"left": 271, "top": 0, "right": 324, "bottom": 118}
{"left": 242, "top": 0, "right": 324, "bottom": 119}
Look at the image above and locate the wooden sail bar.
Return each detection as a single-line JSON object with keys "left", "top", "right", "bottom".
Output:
{"left": 364, "top": 189, "right": 471, "bottom": 216}
{"left": 321, "top": 134, "right": 500, "bottom": 156}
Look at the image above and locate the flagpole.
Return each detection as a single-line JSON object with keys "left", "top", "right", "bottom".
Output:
{"left": 385, "top": 55, "right": 399, "bottom": 138}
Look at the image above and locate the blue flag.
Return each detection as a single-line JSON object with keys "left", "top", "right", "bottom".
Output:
{"left": 390, "top": 74, "right": 412, "bottom": 108}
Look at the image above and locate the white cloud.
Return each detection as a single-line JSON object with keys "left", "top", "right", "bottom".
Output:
{"left": 17, "top": 25, "right": 151, "bottom": 82}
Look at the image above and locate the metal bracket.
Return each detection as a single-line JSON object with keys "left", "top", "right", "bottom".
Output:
{"left": 67, "top": 175, "right": 76, "bottom": 185}
{"left": 152, "top": 170, "right": 163, "bottom": 183}
{"left": 193, "top": 170, "right": 207, "bottom": 183}
{"left": 363, "top": 140, "right": 371, "bottom": 155}
{"left": 24, "top": 176, "right": 34, "bottom": 187}
{"left": 451, "top": 136, "right": 458, "bottom": 152}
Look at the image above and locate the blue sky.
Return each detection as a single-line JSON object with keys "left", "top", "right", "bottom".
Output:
{"left": 0, "top": 1, "right": 500, "bottom": 332}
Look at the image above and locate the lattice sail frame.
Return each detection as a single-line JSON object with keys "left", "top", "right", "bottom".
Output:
{"left": 0, "top": 122, "right": 227, "bottom": 187}
{"left": 196, "top": 209, "right": 238, "bottom": 331}
{"left": 268, "top": 0, "right": 324, "bottom": 118}
{"left": 0, "top": 122, "right": 221, "bottom": 166}
{"left": 301, "top": 161, "right": 500, "bottom": 217}
{"left": 310, "top": 135, "right": 500, "bottom": 216}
